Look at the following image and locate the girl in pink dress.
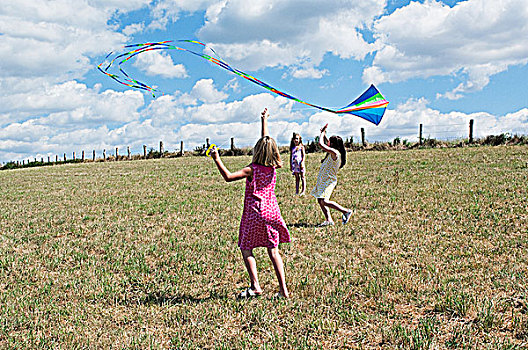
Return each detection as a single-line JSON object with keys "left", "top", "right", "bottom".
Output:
{"left": 210, "top": 108, "right": 290, "bottom": 299}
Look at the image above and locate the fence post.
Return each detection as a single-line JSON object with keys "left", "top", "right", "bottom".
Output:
{"left": 419, "top": 124, "right": 423, "bottom": 145}
{"left": 93, "top": 150, "right": 96, "bottom": 161}
{"left": 361, "top": 128, "right": 366, "bottom": 147}
{"left": 56, "top": 155, "right": 58, "bottom": 163}
{"left": 115, "top": 147, "right": 119, "bottom": 161}
{"left": 48, "top": 156, "right": 50, "bottom": 163}
{"left": 180, "top": 141, "right": 184, "bottom": 156}
{"left": 160, "top": 141, "right": 164, "bottom": 155}
{"left": 231, "top": 137, "right": 235, "bottom": 151}
{"left": 143, "top": 145, "right": 147, "bottom": 159}
{"left": 82, "top": 151, "right": 85, "bottom": 162}
{"left": 64, "top": 153, "right": 66, "bottom": 162}
{"left": 73, "top": 152, "right": 76, "bottom": 161}
{"left": 469, "top": 119, "right": 474, "bottom": 143}
{"left": 103, "top": 149, "right": 106, "bottom": 161}
{"left": 127, "top": 146, "right": 130, "bottom": 160}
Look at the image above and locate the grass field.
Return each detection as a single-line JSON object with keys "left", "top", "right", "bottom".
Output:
{"left": 1, "top": 145, "right": 527, "bottom": 349}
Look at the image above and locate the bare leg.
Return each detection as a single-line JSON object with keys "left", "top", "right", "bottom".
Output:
{"left": 320, "top": 198, "right": 350, "bottom": 215}
{"left": 240, "top": 249, "right": 262, "bottom": 293}
{"left": 294, "top": 173, "right": 300, "bottom": 194}
{"left": 267, "top": 247, "right": 289, "bottom": 298}
{"left": 317, "top": 198, "right": 333, "bottom": 223}
{"left": 300, "top": 173, "right": 306, "bottom": 195}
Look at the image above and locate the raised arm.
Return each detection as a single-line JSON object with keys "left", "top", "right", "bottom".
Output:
{"left": 261, "top": 108, "right": 269, "bottom": 137}
{"left": 318, "top": 124, "right": 339, "bottom": 160}
{"left": 210, "top": 147, "right": 253, "bottom": 182}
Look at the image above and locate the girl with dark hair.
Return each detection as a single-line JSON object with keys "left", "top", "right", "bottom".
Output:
{"left": 310, "top": 124, "right": 352, "bottom": 227}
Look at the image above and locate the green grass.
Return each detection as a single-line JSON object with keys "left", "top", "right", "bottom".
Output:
{"left": 1, "top": 146, "right": 527, "bottom": 348}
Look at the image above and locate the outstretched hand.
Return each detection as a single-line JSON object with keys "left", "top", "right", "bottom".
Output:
{"left": 320, "top": 123, "right": 328, "bottom": 133}
{"left": 261, "top": 108, "right": 269, "bottom": 119}
{"left": 208, "top": 145, "right": 219, "bottom": 160}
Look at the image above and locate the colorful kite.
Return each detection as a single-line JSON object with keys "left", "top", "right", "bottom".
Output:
{"left": 98, "top": 40, "right": 388, "bottom": 125}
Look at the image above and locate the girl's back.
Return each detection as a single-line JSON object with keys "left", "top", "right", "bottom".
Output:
{"left": 239, "top": 163, "right": 289, "bottom": 250}
{"left": 246, "top": 163, "right": 276, "bottom": 199}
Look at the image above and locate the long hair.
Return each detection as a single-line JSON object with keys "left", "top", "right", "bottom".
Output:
{"left": 252, "top": 136, "right": 282, "bottom": 168}
{"left": 329, "top": 135, "right": 346, "bottom": 168}
{"left": 290, "top": 133, "right": 303, "bottom": 150}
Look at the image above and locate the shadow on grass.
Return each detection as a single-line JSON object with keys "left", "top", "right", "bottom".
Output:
{"left": 288, "top": 222, "right": 318, "bottom": 228}
{"left": 138, "top": 291, "right": 229, "bottom": 306}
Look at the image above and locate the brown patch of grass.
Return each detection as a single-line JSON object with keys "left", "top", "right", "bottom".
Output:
{"left": 1, "top": 146, "right": 527, "bottom": 348}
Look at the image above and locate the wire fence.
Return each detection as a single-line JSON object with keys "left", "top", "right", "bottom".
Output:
{"left": 2, "top": 119, "right": 528, "bottom": 169}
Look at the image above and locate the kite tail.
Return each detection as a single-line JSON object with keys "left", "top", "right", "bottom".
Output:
{"left": 98, "top": 41, "right": 388, "bottom": 125}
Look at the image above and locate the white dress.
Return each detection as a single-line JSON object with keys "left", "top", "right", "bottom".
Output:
{"left": 311, "top": 153, "right": 340, "bottom": 200}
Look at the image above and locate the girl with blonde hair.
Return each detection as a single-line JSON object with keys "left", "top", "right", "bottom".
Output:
{"left": 210, "top": 108, "right": 290, "bottom": 298}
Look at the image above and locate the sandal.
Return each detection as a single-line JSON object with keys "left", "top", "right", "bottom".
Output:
{"left": 342, "top": 211, "right": 352, "bottom": 225}
{"left": 272, "top": 292, "right": 289, "bottom": 300}
{"left": 317, "top": 221, "right": 334, "bottom": 227}
{"left": 237, "top": 287, "right": 262, "bottom": 299}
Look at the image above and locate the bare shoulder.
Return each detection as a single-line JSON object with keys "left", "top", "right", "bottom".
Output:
{"left": 243, "top": 165, "right": 253, "bottom": 176}
{"left": 327, "top": 147, "right": 339, "bottom": 161}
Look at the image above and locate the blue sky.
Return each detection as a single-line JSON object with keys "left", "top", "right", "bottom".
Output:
{"left": 1, "top": 0, "right": 527, "bottom": 163}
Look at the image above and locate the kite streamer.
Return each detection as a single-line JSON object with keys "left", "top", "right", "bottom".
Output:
{"left": 98, "top": 40, "right": 388, "bottom": 125}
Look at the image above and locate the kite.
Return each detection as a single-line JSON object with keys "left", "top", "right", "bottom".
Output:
{"left": 98, "top": 40, "right": 388, "bottom": 125}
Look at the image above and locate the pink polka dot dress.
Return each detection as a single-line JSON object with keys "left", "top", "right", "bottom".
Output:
{"left": 238, "top": 164, "right": 291, "bottom": 250}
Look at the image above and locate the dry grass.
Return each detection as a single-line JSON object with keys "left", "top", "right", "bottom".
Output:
{"left": 1, "top": 145, "right": 527, "bottom": 349}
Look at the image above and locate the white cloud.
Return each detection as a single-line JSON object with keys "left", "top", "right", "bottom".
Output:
{"left": 0, "top": 81, "right": 144, "bottom": 127}
{"left": 291, "top": 67, "right": 328, "bottom": 79}
{"left": 0, "top": 0, "right": 151, "bottom": 162}
{"left": 141, "top": 95, "right": 188, "bottom": 127}
{"left": 168, "top": 79, "right": 228, "bottom": 106}
{"left": 225, "top": 78, "right": 241, "bottom": 93}
{"left": 0, "top": 0, "right": 148, "bottom": 81}
{"left": 148, "top": 0, "right": 220, "bottom": 30}
{"left": 195, "top": 0, "right": 384, "bottom": 73}
{"left": 122, "top": 22, "right": 145, "bottom": 35}
{"left": 133, "top": 50, "right": 188, "bottom": 78}
{"left": 189, "top": 78, "right": 228, "bottom": 103}
{"left": 2, "top": 0, "right": 528, "bottom": 164}
{"left": 359, "top": 98, "right": 528, "bottom": 142}
{"left": 0, "top": 120, "right": 52, "bottom": 143}
{"left": 186, "top": 93, "right": 297, "bottom": 124}
{"left": 3, "top": 88, "right": 528, "bottom": 163}
{"left": 367, "top": 0, "right": 528, "bottom": 97}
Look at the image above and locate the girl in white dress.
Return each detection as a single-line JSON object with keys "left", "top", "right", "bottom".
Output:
{"left": 311, "top": 124, "right": 353, "bottom": 227}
